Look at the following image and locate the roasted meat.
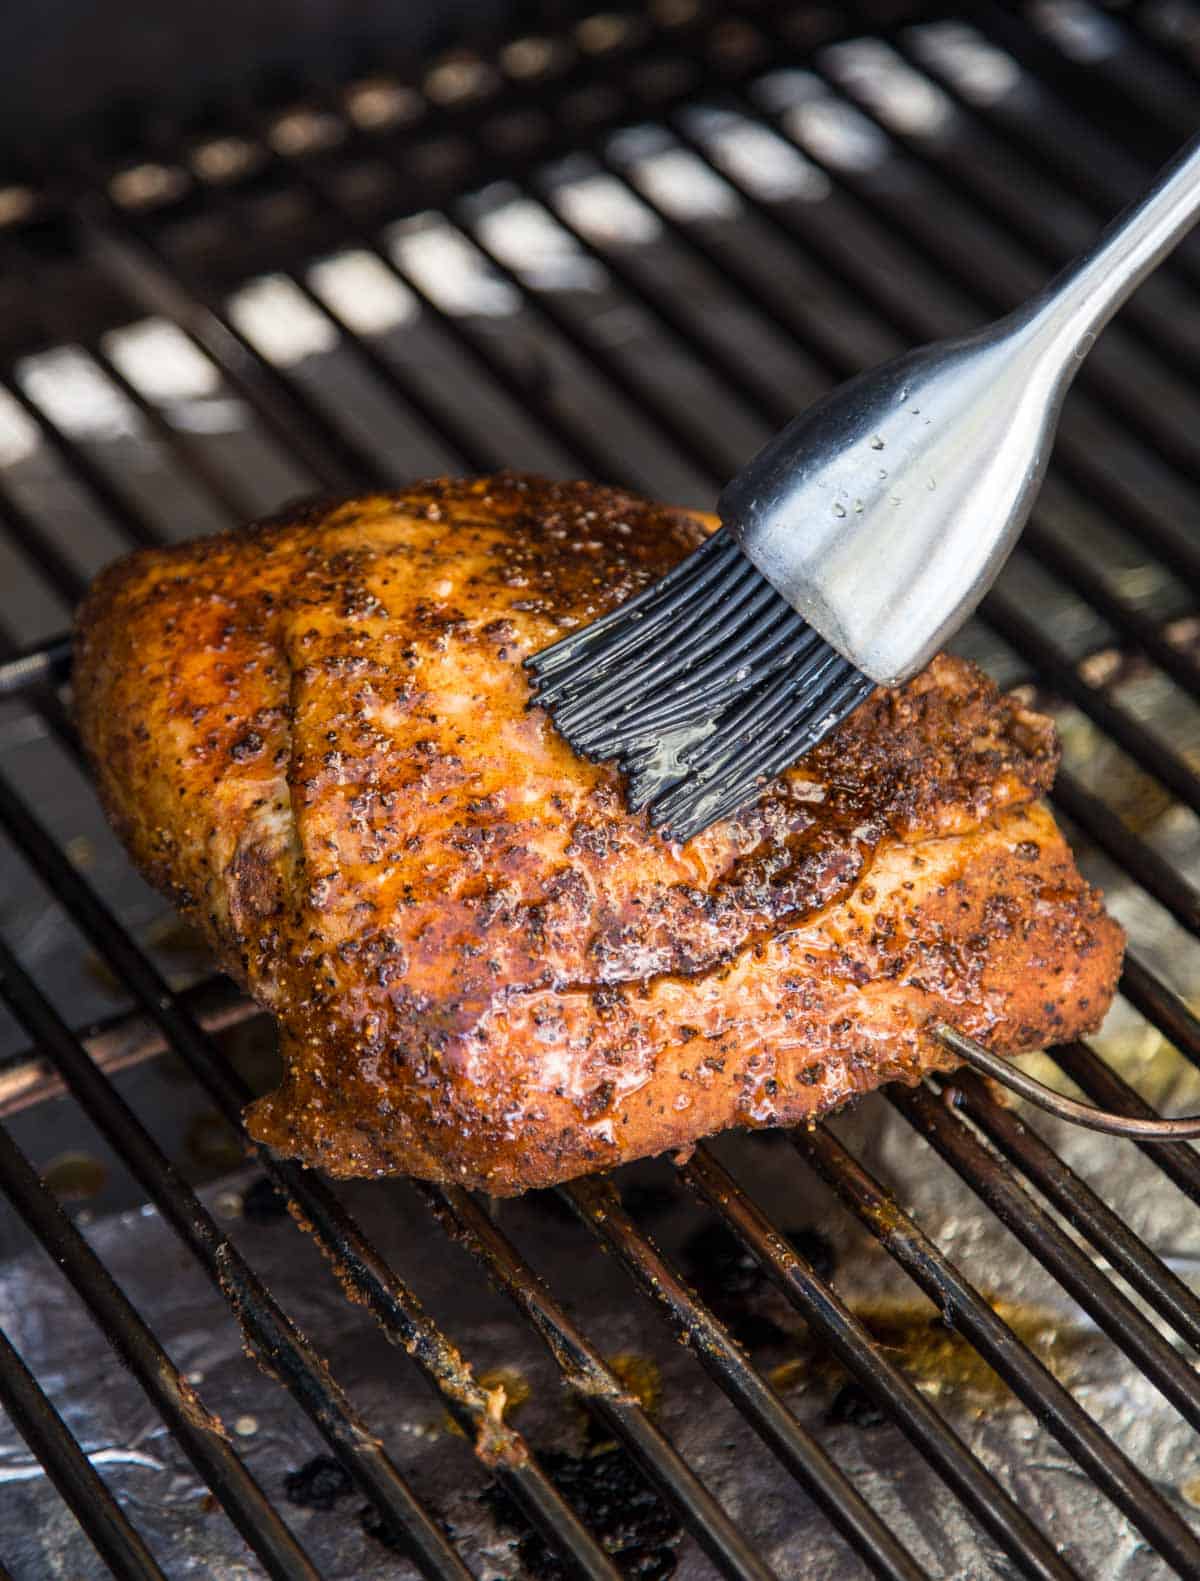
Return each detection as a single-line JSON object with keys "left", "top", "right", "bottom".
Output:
{"left": 74, "top": 474, "right": 1123, "bottom": 1192}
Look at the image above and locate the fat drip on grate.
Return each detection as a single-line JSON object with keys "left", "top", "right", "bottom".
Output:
{"left": 0, "top": 2, "right": 1199, "bottom": 1578}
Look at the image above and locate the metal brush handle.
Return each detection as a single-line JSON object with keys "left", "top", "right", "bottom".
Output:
{"left": 933, "top": 1024, "right": 1200, "bottom": 1140}
{"left": 721, "top": 132, "right": 1200, "bottom": 686}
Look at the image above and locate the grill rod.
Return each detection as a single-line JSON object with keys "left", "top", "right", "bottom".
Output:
{"left": 563, "top": 1175, "right": 930, "bottom": 1581}
{"left": 0, "top": 767, "right": 625, "bottom": 1581}
{"left": 1052, "top": 1042, "right": 1200, "bottom": 1207}
{"left": 942, "top": 1067, "right": 1200, "bottom": 1350}
{"left": 0, "top": 932, "right": 475, "bottom": 1581}
{"left": 426, "top": 1182, "right": 777, "bottom": 1581}
{"left": 889, "top": 1083, "right": 1200, "bottom": 1437}
{"left": 0, "top": 1324, "right": 166, "bottom": 1581}
{"left": 0, "top": 1099, "right": 321, "bottom": 1580}
{"left": 677, "top": 1143, "right": 1080, "bottom": 1581}
{"left": 794, "top": 1123, "right": 1200, "bottom": 1576}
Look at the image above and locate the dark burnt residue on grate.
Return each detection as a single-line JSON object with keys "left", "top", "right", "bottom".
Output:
{"left": 484, "top": 1447, "right": 684, "bottom": 1581}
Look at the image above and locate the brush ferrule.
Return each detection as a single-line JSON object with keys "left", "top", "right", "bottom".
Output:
{"left": 720, "top": 311, "right": 1077, "bottom": 687}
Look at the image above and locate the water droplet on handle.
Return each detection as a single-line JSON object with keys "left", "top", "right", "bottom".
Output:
{"left": 832, "top": 502, "right": 847, "bottom": 518}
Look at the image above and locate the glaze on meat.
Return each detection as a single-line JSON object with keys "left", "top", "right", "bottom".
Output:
{"left": 74, "top": 475, "right": 1124, "bottom": 1192}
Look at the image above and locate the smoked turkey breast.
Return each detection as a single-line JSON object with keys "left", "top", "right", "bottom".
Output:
{"left": 74, "top": 474, "right": 1124, "bottom": 1192}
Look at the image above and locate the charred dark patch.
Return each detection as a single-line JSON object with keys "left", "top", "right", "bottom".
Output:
{"left": 483, "top": 1447, "right": 681, "bottom": 1580}
{"left": 284, "top": 1455, "right": 353, "bottom": 1510}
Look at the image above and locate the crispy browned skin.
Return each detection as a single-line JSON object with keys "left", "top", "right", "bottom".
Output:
{"left": 74, "top": 474, "right": 1123, "bottom": 1192}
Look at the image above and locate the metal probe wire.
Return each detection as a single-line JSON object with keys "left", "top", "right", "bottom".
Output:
{"left": 934, "top": 1024, "right": 1200, "bottom": 1140}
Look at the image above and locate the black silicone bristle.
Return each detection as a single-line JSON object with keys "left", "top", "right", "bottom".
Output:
{"left": 527, "top": 529, "right": 876, "bottom": 841}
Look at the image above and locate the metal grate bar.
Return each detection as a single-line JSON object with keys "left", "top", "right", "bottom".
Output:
{"left": 222, "top": 105, "right": 630, "bottom": 486}
{"left": 0, "top": 490, "right": 89, "bottom": 609}
{"left": 234, "top": 89, "right": 755, "bottom": 492}
{"left": 91, "top": 164, "right": 729, "bottom": 501}
{"left": 0, "top": 637, "right": 83, "bottom": 776}
{"left": 1049, "top": 768, "right": 1200, "bottom": 938}
{"left": 1033, "top": 1, "right": 1200, "bottom": 146}
{"left": 533, "top": 171, "right": 799, "bottom": 432}
{"left": 260, "top": 1173, "right": 625, "bottom": 1581}
{"left": 0, "top": 767, "right": 626, "bottom": 1580}
{"left": 76, "top": 330, "right": 255, "bottom": 523}
{"left": 409, "top": 207, "right": 733, "bottom": 489}
{"left": 0, "top": 971, "right": 254, "bottom": 1119}
{"left": 979, "top": 590, "right": 1200, "bottom": 819}
{"left": 806, "top": 38, "right": 1200, "bottom": 498}
{"left": 1009, "top": 525, "right": 1200, "bottom": 704}
{"left": 79, "top": 212, "right": 373, "bottom": 494}
{"left": 737, "top": 36, "right": 1200, "bottom": 579}
{"left": 193, "top": 247, "right": 494, "bottom": 479}
{"left": 0, "top": 1084, "right": 320, "bottom": 1580}
{"left": 0, "top": 365, "right": 165, "bottom": 549}
{"left": 897, "top": 5, "right": 1200, "bottom": 307}
{"left": 428, "top": 1182, "right": 777, "bottom": 1581}
{"left": 888, "top": 1083, "right": 1200, "bottom": 1435}
{"left": 0, "top": 231, "right": 257, "bottom": 530}
{"left": 562, "top": 1174, "right": 931, "bottom": 1581}
{"left": 656, "top": 86, "right": 1200, "bottom": 592}
{"left": 794, "top": 1123, "right": 1200, "bottom": 1575}
{"left": 936, "top": 3, "right": 1200, "bottom": 237}
{"left": 1120, "top": 954, "right": 1200, "bottom": 1061}
{"left": 0, "top": 1321, "right": 167, "bottom": 1581}
{"left": 677, "top": 1143, "right": 1081, "bottom": 1581}
{"left": 0, "top": 925, "right": 475, "bottom": 1581}
{"left": 943, "top": 1068, "right": 1200, "bottom": 1352}
{"left": 1051, "top": 1041, "right": 1200, "bottom": 1208}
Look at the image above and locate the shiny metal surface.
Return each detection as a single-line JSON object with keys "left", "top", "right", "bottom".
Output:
{"left": 721, "top": 133, "right": 1200, "bottom": 685}
{"left": 933, "top": 1024, "right": 1200, "bottom": 1140}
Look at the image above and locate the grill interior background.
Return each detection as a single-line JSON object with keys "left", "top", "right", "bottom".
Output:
{"left": 2, "top": 0, "right": 1200, "bottom": 1576}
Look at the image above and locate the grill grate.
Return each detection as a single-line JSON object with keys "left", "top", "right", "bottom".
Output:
{"left": 1, "top": 1, "right": 1200, "bottom": 1576}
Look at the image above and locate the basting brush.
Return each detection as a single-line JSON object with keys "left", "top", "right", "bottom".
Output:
{"left": 528, "top": 132, "right": 1200, "bottom": 841}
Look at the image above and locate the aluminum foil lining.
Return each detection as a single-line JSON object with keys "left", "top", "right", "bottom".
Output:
{"left": 4, "top": 1084, "right": 1200, "bottom": 1580}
